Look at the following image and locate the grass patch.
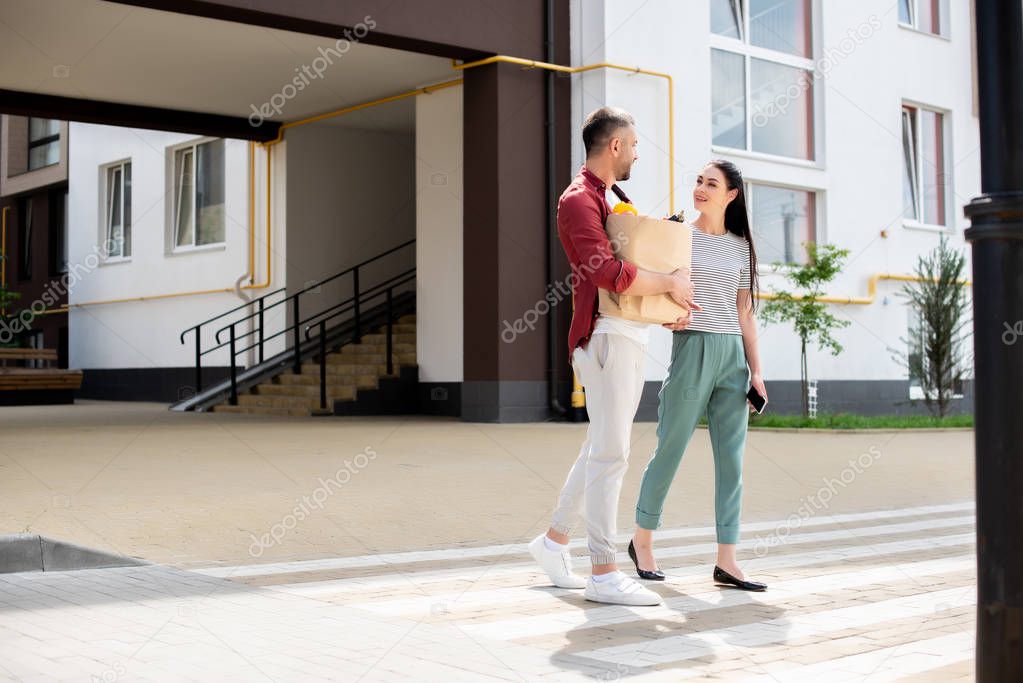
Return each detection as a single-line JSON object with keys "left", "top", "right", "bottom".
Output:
{"left": 743, "top": 412, "right": 974, "bottom": 429}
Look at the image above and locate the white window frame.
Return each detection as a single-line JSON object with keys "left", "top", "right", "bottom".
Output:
{"left": 710, "top": 0, "right": 821, "bottom": 166}
{"left": 901, "top": 102, "right": 952, "bottom": 233}
{"left": 99, "top": 159, "right": 132, "bottom": 262}
{"left": 898, "top": 0, "right": 948, "bottom": 38}
{"left": 166, "top": 137, "right": 227, "bottom": 254}
{"left": 744, "top": 180, "right": 820, "bottom": 269}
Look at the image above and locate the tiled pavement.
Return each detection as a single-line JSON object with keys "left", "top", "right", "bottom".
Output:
{"left": 0, "top": 500, "right": 976, "bottom": 681}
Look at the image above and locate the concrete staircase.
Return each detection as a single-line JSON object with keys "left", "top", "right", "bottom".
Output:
{"left": 213, "top": 315, "right": 416, "bottom": 417}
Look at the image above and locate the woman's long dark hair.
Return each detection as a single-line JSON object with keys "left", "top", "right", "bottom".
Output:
{"left": 708, "top": 159, "right": 760, "bottom": 313}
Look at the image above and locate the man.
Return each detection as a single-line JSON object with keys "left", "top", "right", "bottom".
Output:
{"left": 529, "top": 107, "right": 698, "bottom": 606}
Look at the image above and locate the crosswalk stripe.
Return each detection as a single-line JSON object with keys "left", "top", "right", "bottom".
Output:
{"left": 737, "top": 631, "right": 974, "bottom": 683}
{"left": 275, "top": 531, "right": 973, "bottom": 605}
{"left": 194, "top": 501, "right": 974, "bottom": 578}
{"left": 575, "top": 585, "right": 976, "bottom": 667}
{"left": 241, "top": 514, "right": 973, "bottom": 600}
{"left": 631, "top": 515, "right": 973, "bottom": 565}
{"left": 255, "top": 515, "right": 973, "bottom": 593}
{"left": 456, "top": 555, "right": 973, "bottom": 640}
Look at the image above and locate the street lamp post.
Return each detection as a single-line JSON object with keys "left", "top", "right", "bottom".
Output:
{"left": 963, "top": 0, "right": 1023, "bottom": 679}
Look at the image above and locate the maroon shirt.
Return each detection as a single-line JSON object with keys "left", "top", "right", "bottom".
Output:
{"left": 557, "top": 166, "right": 638, "bottom": 361}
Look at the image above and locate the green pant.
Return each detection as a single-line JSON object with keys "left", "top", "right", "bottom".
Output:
{"left": 635, "top": 330, "right": 750, "bottom": 544}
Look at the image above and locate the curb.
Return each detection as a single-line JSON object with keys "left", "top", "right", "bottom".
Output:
{"left": 0, "top": 534, "right": 149, "bottom": 574}
{"left": 744, "top": 427, "right": 974, "bottom": 434}
{"left": 691, "top": 424, "right": 974, "bottom": 434}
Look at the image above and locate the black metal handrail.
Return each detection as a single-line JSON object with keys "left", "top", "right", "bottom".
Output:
{"left": 180, "top": 239, "right": 415, "bottom": 401}
{"left": 212, "top": 267, "right": 415, "bottom": 376}
{"left": 301, "top": 270, "right": 416, "bottom": 342}
{"left": 304, "top": 272, "right": 415, "bottom": 410}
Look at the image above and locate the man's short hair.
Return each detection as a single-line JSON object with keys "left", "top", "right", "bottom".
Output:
{"left": 582, "top": 107, "right": 635, "bottom": 157}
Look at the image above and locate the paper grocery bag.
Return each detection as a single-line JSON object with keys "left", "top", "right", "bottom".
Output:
{"left": 598, "top": 213, "right": 693, "bottom": 324}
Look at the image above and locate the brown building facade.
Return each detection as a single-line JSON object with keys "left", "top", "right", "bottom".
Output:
{"left": 0, "top": 116, "right": 70, "bottom": 367}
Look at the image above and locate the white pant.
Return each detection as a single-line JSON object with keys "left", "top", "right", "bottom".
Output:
{"left": 550, "top": 332, "right": 647, "bottom": 564}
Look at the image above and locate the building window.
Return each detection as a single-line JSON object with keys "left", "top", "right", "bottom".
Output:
{"left": 49, "top": 188, "right": 68, "bottom": 275}
{"left": 712, "top": 0, "right": 812, "bottom": 56}
{"left": 25, "top": 330, "right": 44, "bottom": 368}
{"left": 28, "top": 118, "right": 60, "bottom": 171}
{"left": 711, "top": 50, "right": 747, "bottom": 150}
{"left": 710, "top": 1, "right": 815, "bottom": 161}
{"left": 103, "top": 161, "right": 132, "bottom": 258}
{"left": 711, "top": 0, "right": 742, "bottom": 39}
{"left": 172, "top": 139, "right": 225, "bottom": 249}
{"left": 747, "top": 182, "right": 816, "bottom": 266}
{"left": 899, "top": 0, "right": 941, "bottom": 35}
{"left": 901, "top": 104, "right": 946, "bottom": 226}
{"left": 17, "top": 197, "right": 32, "bottom": 281}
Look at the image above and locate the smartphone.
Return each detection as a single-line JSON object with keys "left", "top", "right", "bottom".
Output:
{"left": 747, "top": 385, "right": 767, "bottom": 414}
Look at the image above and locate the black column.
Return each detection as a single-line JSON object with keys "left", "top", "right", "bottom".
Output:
{"left": 963, "top": 0, "right": 1023, "bottom": 678}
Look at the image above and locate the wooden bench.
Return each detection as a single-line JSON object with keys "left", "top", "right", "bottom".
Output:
{"left": 0, "top": 348, "right": 81, "bottom": 404}
{"left": 0, "top": 348, "right": 59, "bottom": 366}
{"left": 0, "top": 368, "right": 82, "bottom": 390}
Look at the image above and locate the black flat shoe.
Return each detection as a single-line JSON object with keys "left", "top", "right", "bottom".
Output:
{"left": 713, "top": 565, "right": 767, "bottom": 591}
{"left": 628, "top": 540, "right": 665, "bottom": 581}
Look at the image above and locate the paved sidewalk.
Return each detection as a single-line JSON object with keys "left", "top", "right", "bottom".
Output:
{"left": 0, "top": 501, "right": 975, "bottom": 681}
{"left": 0, "top": 401, "right": 974, "bottom": 567}
{"left": 0, "top": 401, "right": 977, "bottom": 680}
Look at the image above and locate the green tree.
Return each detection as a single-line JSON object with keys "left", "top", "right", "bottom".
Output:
{"left": 890, "top": 237, "right": 971, "bottom": 418}
{"left": 759, "top": 243, "right": 852, "bottom": 418}
{"left": 0, "top": 277, "right": 21, "bottom": 348}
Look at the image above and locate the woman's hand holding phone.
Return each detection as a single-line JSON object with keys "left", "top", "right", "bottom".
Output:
{"left": 748, "top": 373, "right": 768, "bottom": 413}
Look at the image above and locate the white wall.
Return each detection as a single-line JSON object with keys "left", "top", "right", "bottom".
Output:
{"left": 582, "top": 0, "right": 978, "bottom": 385}
{"left": 570, "top": 0, "right": 608, "bottom": 173}
{"left": 284, "top": 122, "right": 416, "bottom": 329}
{"left": 67, "top": 123, "right": 287, "bottom": 370}
{"left": 68, "top": 116, "right": 418, "bottom": 377}
{"left": 415, "top": 84, "right": 464, "bottom": 382}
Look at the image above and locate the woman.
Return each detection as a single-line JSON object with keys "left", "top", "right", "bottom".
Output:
{"left": 628, "top": 159, "right": 768, "bottom": 591}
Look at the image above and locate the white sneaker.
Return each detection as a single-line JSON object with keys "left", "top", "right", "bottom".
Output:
{"left": 584, "top": 571, "right": 662, "bottom": 606}
{"left": 528, "top": 534, "right": 587, "bottom": 589}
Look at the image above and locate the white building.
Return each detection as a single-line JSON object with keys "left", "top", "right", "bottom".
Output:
{"left": 573, "top": 0, "right": 977, "bottom": 416}
{"left": 47, "top": 0, "right": 976, "bottom": 418}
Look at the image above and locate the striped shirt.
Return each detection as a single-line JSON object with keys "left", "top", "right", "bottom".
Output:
{"left": 685, "top": 224, "right": 751, "bottom": 335}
